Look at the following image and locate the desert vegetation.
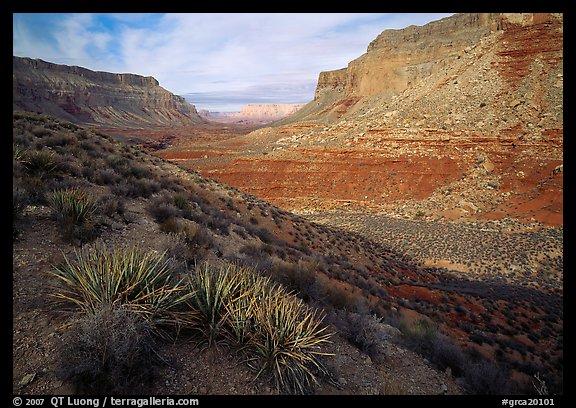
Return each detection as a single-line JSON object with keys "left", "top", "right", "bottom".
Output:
{"left": 50, "top": 242, "right": 332, "bottom": 394}
{"left": 13, "top": 112, "right": 562, "bottom": 395}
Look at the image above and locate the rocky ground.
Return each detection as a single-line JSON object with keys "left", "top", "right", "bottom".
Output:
{"left": 13, "top": 114, "right": 467, "bottom": 396}
{"left": 13, "top": 13, "right": 563, "bottom": 396}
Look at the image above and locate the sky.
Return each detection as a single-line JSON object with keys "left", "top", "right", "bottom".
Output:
{"left": 13, "top": 13, "right": 454, "bottom": 112}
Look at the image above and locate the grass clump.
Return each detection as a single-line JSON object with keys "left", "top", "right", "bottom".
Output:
{"left": 50, "top": 242, "right": 193, "bottom": 332}
{"left": 24, "top": 149, "right": 59, "bottom": 176}
{"left": 48, "top": 188, "right": 97, "bottom": 226}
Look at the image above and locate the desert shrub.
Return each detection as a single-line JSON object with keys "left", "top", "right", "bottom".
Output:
{"left": 329, "top": 310, "right": 397, "bottom": 363}
{"left": 149, "top": 203, "right": 182, "bottom": 224}
{"left": 398, "top": 317, "right": 438, "bottom": 354}
{"left": 42, "top": 131, "right": 78, "bottom": 147}
{"left": 160, "top": 219, "right": 210, "bottom": 263}
{"left": 31, "top": 125, "right": 53, "bottom": 138}
{"left": 397, "top": 316, "right": 475, "bottom": 381}
{"left": 50, "top": 242, "right": 193, "bottom": 331}
{"left": 463, "top": 359, "right": 511, "bottom": 394}
{"left": 173, "top": 191, "right": 192, "bottom": 212}
{"left": 270, "top": 260, "right": 317, "bottom": 299}
{"left": 127, "top": 162, "right": 151, "bottom": 179}
{"left": 13, "top": 184, "right": 30, "bottom": 239}
{"left": 92, "top": 168, "right": 120, "bottom": 185}
{"left": 428, "top": 333, "right": 467, "bottom": 377}
{"left": 112, "top": 178, "right": 161, "bottom": 198}
{"left": 97, "top": 194, "right": 126, "bottom": 218}
{"left": 253, "top": 226, "right": 276, "bottom": 244}
{"left": 57, "top": 305, "right": 162, "bottom": 394}
{"left": 13, "top": 184, "right": 29, "bottom": 220}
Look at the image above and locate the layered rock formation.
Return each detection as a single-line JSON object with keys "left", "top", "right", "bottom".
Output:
{"left": 164, "top": 13, "right": 563, "bottom": 226}
{"left": 12, "top": 56, "right": 202, "bottom": 127}
{"left": 199, "top": 103, "right": 304, "bottom": 124}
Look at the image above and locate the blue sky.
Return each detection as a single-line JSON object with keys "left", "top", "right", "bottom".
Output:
{"left": 13, "top": 13, "right": 454, "bottom": 112}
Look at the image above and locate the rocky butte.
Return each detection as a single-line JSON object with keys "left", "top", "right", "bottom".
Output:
{"left": 12, "top": 56, "right": 202, "bottom": 127}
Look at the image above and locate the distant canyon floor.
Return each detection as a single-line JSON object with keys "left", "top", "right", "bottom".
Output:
{"left": 101, "top": 121, "right": 563, "bottom": 295}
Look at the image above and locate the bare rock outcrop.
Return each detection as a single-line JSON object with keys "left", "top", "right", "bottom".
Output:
{"left": 13, "top": 56, "right": 202, "bottom": 127}
{"left": 172, "top": 13, "right": 562, "bottom": 227}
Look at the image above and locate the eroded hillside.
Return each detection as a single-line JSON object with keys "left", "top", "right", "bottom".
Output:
{"left": 159, "top": 13, "right": 563, "bottom": 227}
{"left": 12, "top": 12, "right": 563, "bottom": 396}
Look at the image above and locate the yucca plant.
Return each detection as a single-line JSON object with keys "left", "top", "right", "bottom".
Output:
{"left": 50, "top": 243, "right": 194, "bottom": 333}
{"left": 185, "top": 262, "right": 334, "bottom": 393}
{"left": 13, "top": 144, "right": 28, "bottom": 165}
{"left": 247, "top": 288, "right": 333, "bottom": 394}
{"left": 222, "top": 268, "right": 273, "bottom": 347}
{"left": 48, "top": 188, "right": 97, "bottom": 226}
{"left": 23, "top": 149, "right": 58, "bottom": 177}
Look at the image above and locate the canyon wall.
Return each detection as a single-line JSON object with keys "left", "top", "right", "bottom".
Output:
{"left": 312, "top": 13, "right": 562, "bottom": 108}
{"left": 12, "top": 56, "right": 202, "bottom": 127}
{"left": 176, "top": 13, "right": 563, "bottom": 226}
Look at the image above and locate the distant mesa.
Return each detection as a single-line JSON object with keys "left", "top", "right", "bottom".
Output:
{"left": 199, "top": 103, "right": 306, "bottom": 125}
{"left": 12, "top": 56, "right": 202, "bottom": 127}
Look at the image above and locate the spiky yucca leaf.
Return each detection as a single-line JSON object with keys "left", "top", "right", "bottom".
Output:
{"left": 186, "top": 262, "right": 247, "bottom": 344}
{"left": 50, "top": 243, "right": 193, "bottom": 332}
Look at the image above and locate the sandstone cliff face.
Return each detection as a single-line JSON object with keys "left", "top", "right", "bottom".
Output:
{"left": 13, "top": 56, "right": 202, "bottom": 127}
{"left": 313, "top": 13, "right": 562, "bottom": 104}
{"left": 239, "top": 103, "right": 304, "bottom": 119}
{"left": 199, "top": 103, "right": 304, "bottom": 124}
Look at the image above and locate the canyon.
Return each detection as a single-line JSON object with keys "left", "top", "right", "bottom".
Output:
{"left": 158, "top": 13, "right": 563, "bottom": 227}
{"left": 12, "top": 12, "right": 563, "bottom": 395}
